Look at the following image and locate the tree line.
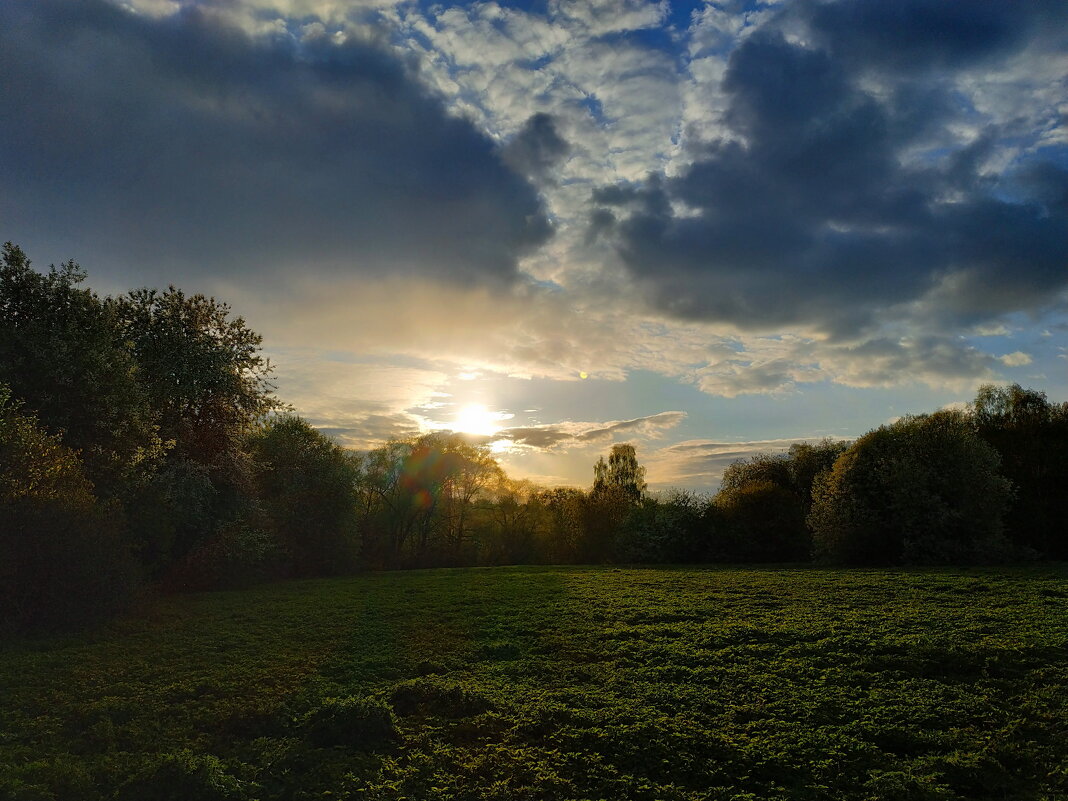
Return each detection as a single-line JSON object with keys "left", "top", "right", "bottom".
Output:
{"left": 2, "top": 243, "right": 1066, "bottom": 632}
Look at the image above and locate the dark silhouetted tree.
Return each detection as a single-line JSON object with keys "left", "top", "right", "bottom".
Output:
{"left": 616, "top": 490, "right": 713, "bottom": 563}
{"left": 358, "top": 433, "right": 502, "bottom": 567}
{"left": 0, "top": 243, "right": 163, "bottom": 497}
{"left": 247, "top": 415, "right": 360, "bottom": 577}
{"left": 715, "top": 480, "right": 808, "bottom": 562}
{"left": 810, "top": 413, "right": 1012, "bottom": 565}
{"left": 970, "top": 384, "right": 1068, "bottom": 558}
{"left": 532, "top": 486, "right": 585, "bottom": 564}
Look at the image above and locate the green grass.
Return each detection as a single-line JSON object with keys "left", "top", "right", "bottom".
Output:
{"left": 2, "top": 565, "right": 1067, "bottom": 800}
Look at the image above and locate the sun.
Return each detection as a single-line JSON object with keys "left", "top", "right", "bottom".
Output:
{"left": 453, "top": 403, "right": 501, "bottom": 436}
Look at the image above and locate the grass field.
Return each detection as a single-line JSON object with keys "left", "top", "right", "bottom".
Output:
{"left": 2, "top": 565, "right": 1067, "bottom": 800}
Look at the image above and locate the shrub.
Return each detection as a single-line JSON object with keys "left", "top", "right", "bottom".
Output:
{"left": 164, "top": 514, "right": 281, "bottom": 592}
{"left": 115, "top": 751, "right": 249, "bottom": 801}
{"left": 0, "top": 385, "right": 138, "bottom": 631}
{"left": 303, "top": 696, "right": 399, "bottom": 749}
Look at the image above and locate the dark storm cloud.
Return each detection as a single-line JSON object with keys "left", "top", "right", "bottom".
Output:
{"left": 593, "top": 0, "right": 1068, "bottom": 338}
{"left": 0, "top": 0, "right": 550, "bottom": 284}
{"left": 800, "top": 0, "right": 1066, "bottom": 73}
{"left": 502, "top": 113, "right": 571, "bottom": 184}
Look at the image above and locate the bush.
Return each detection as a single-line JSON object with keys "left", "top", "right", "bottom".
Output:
{"left": 0, "top": 385, "right": 138, "bottom": 631}
{"left": 810, "top": 413, "right": 1013, "bottom": 565}
{"left": 163, "top": 515, "right": 281, "bottom": 592}
{"left": 115, "top": 751, "right": 249, "bottom": 801}
{"left": 303, "top": 696, "right": 399, "bottom": 749}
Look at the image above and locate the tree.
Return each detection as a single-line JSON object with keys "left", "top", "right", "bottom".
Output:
{"left": 0, "top": 243, "right": 162, "bottom": 496}
{"left": 481, "top": 477, "right": 541, "bottom": 565}
{"left": 615, "top": 490, "right": 713, "bottom": 564}
{"left": 719, "top": 452, "right": 792, "bottom": 494}
{"left": 585, "top": 444, "right": 648, "bottom": 561}
{"left": 112, "top": 286, "right": 282, "bottom": 468}
{"left": 714, "top": 440, "right": 847, "bottom": 562}
{"left": 247, "top": 415, "right": 360, "bottom": 577}
{"left": 970, "top": 384, "right": 1068, "bottom": 558}
{"left": 113, "top": 287, "right": 283, "bottom": 567}
{"left": 357, "top": 433, "right": 502, "bottom": 567}
{"left": 593, "top": 443, "right": 647, "bottom": 503}
{"left": 532, "top": 487, "right": 585, "bottom": 564}
{"left": 809, "top": 413, "right": 1012, "bottom": 565}
{"left": 429, "top": 433, "right": 504, "bottom": 561}
{"left": 786, "top": 439, "right": 850, "bottom": 517}
{"left": 714, "top": 480, "right": 808, "bottom": 562}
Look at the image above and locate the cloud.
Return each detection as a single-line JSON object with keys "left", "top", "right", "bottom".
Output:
{"left": 0, "top": 0, "right": 550, "bottom": 288}
{"left": 549, "top": 0, "right": 667, "bottom": 39}
{"left": 266, "top": 351, "right": 449, "bottom": 448}
{"left": 999, "top": 351, "right": 1033, "bottom": 367}
{"left": 502, "top": 113, "right": 571, "bottom": 184}
{"left": 645, "top": 435, "right": 851, "bottom": 490}
{"left": 592, "top": 1, "right": 1068, "bottom": 341}
{"left": 497, "top": 411, "right": 687, "bottom": 450}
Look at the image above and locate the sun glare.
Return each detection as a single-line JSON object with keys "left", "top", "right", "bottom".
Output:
{"left": 453, "top": 403, "right": 501, "bottom": 436}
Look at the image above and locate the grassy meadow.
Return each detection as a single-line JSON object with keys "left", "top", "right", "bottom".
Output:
{"left": 2, "top": 565, "right": 1067, "bottom": 800}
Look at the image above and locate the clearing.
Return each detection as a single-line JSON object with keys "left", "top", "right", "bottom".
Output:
{"left": 2, "top": 565, "right": 1066, "bottom": 800}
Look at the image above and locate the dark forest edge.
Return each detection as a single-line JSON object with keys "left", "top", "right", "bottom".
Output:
{"left": 3, "top": 243, "right": 1067, "bottom": 633}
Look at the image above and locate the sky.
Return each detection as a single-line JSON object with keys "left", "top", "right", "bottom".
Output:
{"left": 2, "top": 0, "right": 1066, "bottom": 491}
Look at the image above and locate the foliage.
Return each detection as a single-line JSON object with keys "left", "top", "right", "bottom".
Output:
{"left": 0, "top": 384, "right": 138, "bottom": 631}
{"left": 581, "top": 483, "right": 632, "bottom": 562}
{"left": 970, "top": 383, "right": 1068, "bottom": 558}
{"left": 112, "top": 286, "right": 281, "bottom": 468}
{"left": 719, "top": 451, "right": 793, "bottom": 494}
{"left": 714, "top": 480, "right": 808, "bottom": 562}
{"left": 123, "top": 457, "right": 218, "bottom": 578}
{"left": 303, "top": 695, "right": 399, "bottom": 750}
{"left": 115, "top": 751, "right": 250, "bottom": 801}
{"left": 714, "top": 439, "right": 847, "bottom": 562}
{"left": 1, "top": 243, "right": 286, "bottom": 602}
{"left": 615, "top": 490, "right": 712, "bottom": 563}
{"left": 0, "top": 243, "right": 163, "bottom": 496}
{"left": 2, "top": 565, "right": 1066, "bottom": 800}
{"left": 593, "top": 443, "right": 647, "bottom": 504}
{"left": 531, "top": 487, "right": 585, "bottom": 564}
{"left": 358, "top": 433, "right": 503, "bottom": 568}
{"left": 165, "top": 515, "right": 281, "bottom": 592}
{"left": 247, "top": 415, "right": 360, "bottom": 577}
{"left": 479, "top": 478, "right": 543, "bottom": 565}
{"left": 810, "top": 413, "right": 1013, "bottom": 565}
{"left": 785, "top": 439, "right": 851, "bottom": 516}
